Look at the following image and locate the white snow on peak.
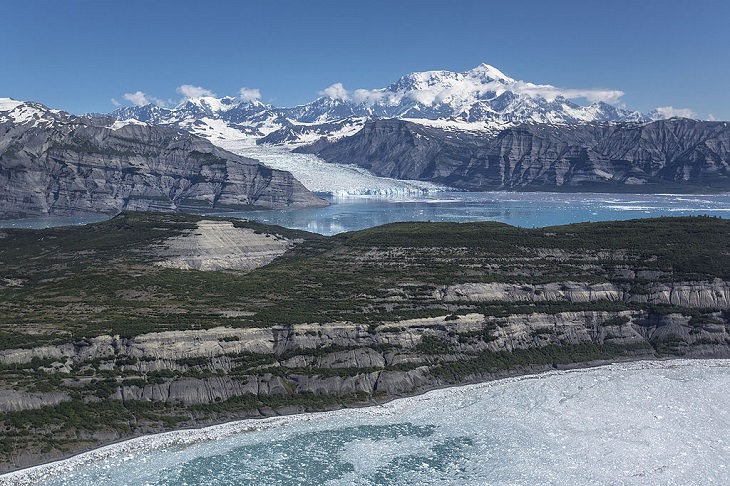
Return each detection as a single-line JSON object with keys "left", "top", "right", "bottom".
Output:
{"left": 0, "top": 98, "right": 23, "bottom": 111}
{"left": 110, "top": 119, "right": 149, "bottom": 130}
{"left": 110, "top": 63, "right": 648, "bottom": 147}
{"left": 467, "top": 63, "right": 514, "bottom": 82}
{"left": 0, "top": 100, "right": 52, "bottom": 126}
{"left": 401, "top": 117, "right": 506, "bottom": 135}
{"left": 175, "top": 96, "right": 265, "bottom": 115}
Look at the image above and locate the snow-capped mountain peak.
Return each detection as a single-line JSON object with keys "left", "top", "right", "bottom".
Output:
{"left": 175, "top": 96, "right": 233, "bottom": 114}
{"left": 0, "top": 97, "right": 24, "bottom": 112}
{"left": 108, "top": 63, "right": 655, "bottom": 146}
{"left": 174, "top": 95, "right": 266, "bottom": 114}
{"left": 466, "top": 63, "right": 514, "bottom": 82}
{"left": 0, "top": 98, "right": 68, "bottom": 128}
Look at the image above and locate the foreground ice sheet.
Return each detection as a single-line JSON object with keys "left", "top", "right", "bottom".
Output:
{"left": 4, "top": 360, "right": 729, "bottom": 485}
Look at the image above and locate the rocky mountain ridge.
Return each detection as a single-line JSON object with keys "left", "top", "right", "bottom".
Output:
{"left": 0, "top": 99, "right": 326, "bottom": 219}
{"left": 297, "top": 118, "right": 730, "bottom": 192}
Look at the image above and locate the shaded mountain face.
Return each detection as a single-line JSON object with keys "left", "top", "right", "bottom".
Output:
{"left": 296, "top": 119, "right": 730, "bottom": 192}
{"left": 110, "top": 64, "right": 650, "bottom": 146}
{"left": 0, "top": 99, "right": 326, "bottom": 219}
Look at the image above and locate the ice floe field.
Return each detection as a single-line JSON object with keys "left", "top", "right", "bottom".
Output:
{"left": 4, "top": 360, "right": 729, "bottom": 485}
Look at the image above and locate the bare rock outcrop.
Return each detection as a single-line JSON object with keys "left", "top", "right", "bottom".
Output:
{"left": 154, "top": 220, "right": 300, "bottom": 271}
{"left": 0, "top": 101, "right": 326, "bottom": 219}
{"left": 434, "top": 280, "right": 730, "bottom": 309}
{"left": 298, "top": 118, "right": 730, "bottom": 192}
{"left": 2, "top": 302, "right": 728, "bottom": 412}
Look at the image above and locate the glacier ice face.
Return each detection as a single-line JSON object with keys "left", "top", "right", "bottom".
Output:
{"left": 7, "top": 360, "right": 730, "bottom": 486}
{"left": 216, "top": 142, "right": 450, "bottom": 196}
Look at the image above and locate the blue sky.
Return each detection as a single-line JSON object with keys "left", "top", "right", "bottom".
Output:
{"left": 3, "top": 0, "right": 729, "bottom": 119}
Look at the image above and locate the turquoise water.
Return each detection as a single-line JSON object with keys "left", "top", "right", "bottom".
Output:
{"left": 3, "top": 192, "right": 728, "bottom": 234}
{"left": 6, "top": 361, "right": 729, "bottom": 485}
{"left": 231, "top": 192, "right": 730, "bottom": 235}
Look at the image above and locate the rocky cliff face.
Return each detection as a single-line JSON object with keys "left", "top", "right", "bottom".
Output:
{"left": 0, "top": 101, "right": 325, "bottom": 219}
{"left": 2, "top": 283, "right": 729, "bottom": 412}
{"left": 297, "top": 118, "right": 730, "bottom": 192}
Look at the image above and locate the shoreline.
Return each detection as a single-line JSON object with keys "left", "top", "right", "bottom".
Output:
{"left": 3, "top": 357, "right": 728, "bottom": 485}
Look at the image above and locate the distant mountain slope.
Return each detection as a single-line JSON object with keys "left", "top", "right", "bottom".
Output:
{"left": 296, "top": 118, "right": 730, "bottom": 192}
{"left": 0, "top": 98, "right": 325, "bottom": 219}
{"left": 110, "top": 64, "right": 652, "bottom": 146}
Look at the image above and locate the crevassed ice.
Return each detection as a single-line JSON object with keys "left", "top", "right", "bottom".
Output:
{"left": 216, "top": 142, "right": 450, "bottom": 196}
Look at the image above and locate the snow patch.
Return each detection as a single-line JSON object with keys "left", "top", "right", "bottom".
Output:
{"left": 0, "top": 102, "right": 50, "bottom": 126}
{"left": 109, "top": 119, "right": 148, "bottom": 130}
{"left": 0, "top": 98, "right": 23, "bottom": 111}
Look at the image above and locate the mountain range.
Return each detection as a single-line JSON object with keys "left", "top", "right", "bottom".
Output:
{"left": 108, "top": 64, "right": 730, "bottom": 193}
{"left": 3, "top": 64, "right": 730, "bottom": 220}
{"left": 111, "top": 64, "right": 654, "bottom": 146}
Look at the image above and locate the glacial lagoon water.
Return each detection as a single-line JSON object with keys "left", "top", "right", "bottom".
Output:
{"left": 2, "top": 191, "right": 729, "bottom": 235}
{"left": 224, "top": 191, "right": 730, "bottom": 236}
{"left": 4, "top": 360, "right": 729, "bottom": 485}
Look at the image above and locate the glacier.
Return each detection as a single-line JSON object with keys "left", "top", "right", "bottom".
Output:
{"left": 4, "top": 360, "right": 729, "bottom": 485}
{"left": 215, "top": 141, "right": 450, "bottom": 197}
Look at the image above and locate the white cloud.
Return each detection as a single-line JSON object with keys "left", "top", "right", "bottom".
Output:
{"left": 320, "top": 83, "right": 350, "bottom": 101}
{"left": 510, "top": 81, "right": 625, "bottom": 104}
{"left": 708, "top": 113, "right": 717, "bottom": 121}
{"left": 348, "top": 77, "right": 626, "bottom": 108}
{"left": 238, "top": 87, "right": 261, "bottom": 102}
{"left": 654, "top": 106, "right": 697, "bottom": 119}
{"left": 352, "top": 88, "right": 388, "bottom": 105}
{"left": 123, "top": 91, "right": 151, "bottom": 107}
{"left": 110, "top": 98, "right": 121, "bottom": 106}
{"left": 122, "top": 91, "right": 167, "bottom": 107}
{"left": 176, "top": 84, "right": 216, "bottom": 99}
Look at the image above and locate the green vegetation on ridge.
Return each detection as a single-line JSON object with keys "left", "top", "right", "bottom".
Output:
{"left": 0, "top": 212, "right": 729, "bottom": 470}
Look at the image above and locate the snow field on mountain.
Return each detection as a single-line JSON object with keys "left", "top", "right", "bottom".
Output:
{"left": 0, "top": 98, "right": 23, "bottom": 111}
{"left": 0, "top": 99, "right": 54, "bottom": 126}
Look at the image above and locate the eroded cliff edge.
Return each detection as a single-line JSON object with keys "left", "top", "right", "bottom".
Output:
{"left": 1, "top": 214, "right": 729, "bottom": 471}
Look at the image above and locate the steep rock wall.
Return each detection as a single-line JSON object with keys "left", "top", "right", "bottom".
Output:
{"left": 0, "top": 111, "right": 325, "bottom": 218}
{"left": 298, "top": 119, "right": 730, "bottom": 191}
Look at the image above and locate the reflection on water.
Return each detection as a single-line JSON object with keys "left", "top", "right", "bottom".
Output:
{"left": 211, "top": 191, "right": 730, "bottom": 235}
{"left": 2, "top": 192, "right": 729, "bottom": 235}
